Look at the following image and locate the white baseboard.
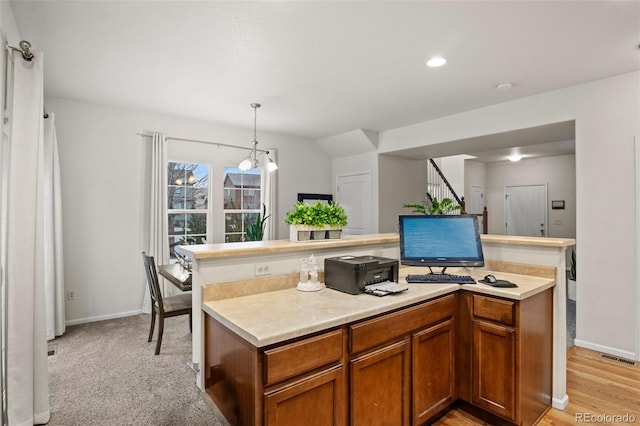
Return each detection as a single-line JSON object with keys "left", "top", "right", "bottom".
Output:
{"left": 574, "top": 339, "right": 637, "bottom": 361}
{"left": 65, "top": 309, "right": 143, "bottom": 326}
{"left": 552, "top": 394, "right": 569, "bottom": 410}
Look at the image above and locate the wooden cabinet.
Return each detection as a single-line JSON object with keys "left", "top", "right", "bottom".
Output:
{"left": 350, "top": 339, "right": 411, "bottom": 425}
{"left": 349, "top": 294, "right": 456, "bottom": 426}
{"left": 263, "top": 329, "right": 347, "bottom": 426}
{"left": 264, "top": 365, "right": 346, "bottom": 426}
{"left": 413, "top": 318, "right": 456, "bottom": 424}
{"left": 204, "top": 314, "right": 347, "bottom": 426}
{"left": 458, "top": 290, "right": 553, "bottom": 426}
{"left": 205, "top": 287, "right": 551, "bottom": 426}
{"left": 472, "top": 319, "right": 516, "bottom": 420}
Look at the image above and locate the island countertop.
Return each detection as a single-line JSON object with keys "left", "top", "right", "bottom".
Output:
{"left": 202, "top": 268, "right": 554, "bottom": 348}
{"left": 179, "top": 233, "right": 575, "bottom": 261}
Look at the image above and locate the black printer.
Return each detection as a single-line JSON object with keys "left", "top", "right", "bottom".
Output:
{"left": 324, "top": 255, "right": 399, "bottom": 295}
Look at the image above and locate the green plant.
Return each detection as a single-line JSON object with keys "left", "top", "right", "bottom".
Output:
{"left": 284, "top": 201, "right": 348, "bottom": 227}
{"left": 403, "top": 196, "right": 461, "bottom": 215}
{"left": 569, "top": 249, "right": 576, "bottom": 280}
{"left": 325, "top": 201, "right": 348, "bottom": 227}
{"left": 245, "top": 203, "right": 271, "bottom": 241}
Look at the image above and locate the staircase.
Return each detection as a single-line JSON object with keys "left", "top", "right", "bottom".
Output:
{"left": 427, "top": 159, "right": 488, "bottom": 233}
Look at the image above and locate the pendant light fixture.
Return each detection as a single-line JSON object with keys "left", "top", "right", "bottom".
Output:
{"left": 238, "top": 103, "right": 278, "bottom": 172}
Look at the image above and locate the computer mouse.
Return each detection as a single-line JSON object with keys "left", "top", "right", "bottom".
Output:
{"left": 484, "top": 274, "right": 497, "bottom": 284}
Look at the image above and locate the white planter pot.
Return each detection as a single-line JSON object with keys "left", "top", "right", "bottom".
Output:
{"left": 289, "top": 225, "right": 343, "bottom": 242}
{"left": 567, "top": 279, "right": 577, "bottom": 301}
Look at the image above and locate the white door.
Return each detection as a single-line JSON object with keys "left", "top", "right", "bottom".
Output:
{"left": 505, "top": 184, "right": 548, "bottom": 237}
{"left": 337, "top": 172, "right": 371, "bottom": 235}
{"left": 470, "top": 185, "right": 484, "bottom": 213}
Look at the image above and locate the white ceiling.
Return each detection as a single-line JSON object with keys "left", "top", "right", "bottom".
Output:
{"left": 10, "top": 0, "right": 640, "bottom": 149}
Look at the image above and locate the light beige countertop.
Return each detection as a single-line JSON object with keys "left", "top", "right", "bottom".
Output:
{"left": 202, "top": 267, "right": 554, "bottom": 348}
{"left": 481, "top": 234, "right": 575, "bottom": 248}
{"left": 178, "top": 233, "right": 399, "bottom": 261}
{"left": 179, "top": 233, "right": 575, "bottom": 261}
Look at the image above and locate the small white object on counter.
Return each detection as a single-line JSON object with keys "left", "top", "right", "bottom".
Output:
{"left": 297, "top": 254, "right": 324, "bottom": 291}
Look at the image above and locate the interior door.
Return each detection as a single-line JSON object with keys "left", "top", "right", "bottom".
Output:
{"left": 337, "top": 172, "right": 371, "bottom": 235}
{"left": 505, "top": 184, "right": 547, "bottom": 237}
{"left": 470, "top": 185, "right": 484, "bottom": 213}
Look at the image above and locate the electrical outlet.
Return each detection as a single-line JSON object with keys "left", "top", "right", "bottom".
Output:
{"left": 254, "top": 263, "right": 272, "bottom": 277}
{"left": 67, "top": 290, "right": 75, "bottom": 300}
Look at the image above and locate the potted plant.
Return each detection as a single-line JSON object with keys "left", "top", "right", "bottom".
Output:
{"left": 403, "top": 196, "right": 461, "bottom": 215}
{"left": 245, "top": 203, "right": 271, "bottom": 241}
{"left": 325, "top": 201, "right": 348, "bottom": 239}
{"left": 568, "top": 249, "right": 576, "bottom": 301}
{"left": 285, "top": 201, "right": 348, "bottom": 242}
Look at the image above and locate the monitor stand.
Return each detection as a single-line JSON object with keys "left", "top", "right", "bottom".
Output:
{"left": 427, "top": 266, "right": 449, "bottom": 276}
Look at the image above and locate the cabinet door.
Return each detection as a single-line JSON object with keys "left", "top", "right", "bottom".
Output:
{"left": 412, "top": 319, "right": 456, "bottom": 424}
{"left": 472, "top": 320, "right": 516, "bottom": 421}
{"left": 350, "top": 339, "right": 410, "bottom": 426}
{"left": 264, "top": 365, "right": 346, "bottom": 426}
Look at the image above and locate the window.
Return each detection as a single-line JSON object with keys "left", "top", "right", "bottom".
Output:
{"left": 167, "top": 162, "right": 208, "bottom": 257}
{"left": 223, "top": 167, "right": 262, "bottom": 242}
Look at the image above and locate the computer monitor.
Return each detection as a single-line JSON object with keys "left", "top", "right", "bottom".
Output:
{"left": 398, "top": 214, "right": 484, "bottom": 273}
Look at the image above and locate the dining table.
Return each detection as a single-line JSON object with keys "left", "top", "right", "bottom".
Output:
{"left": 158, "top": 263, "right": 192, "bottom": 292}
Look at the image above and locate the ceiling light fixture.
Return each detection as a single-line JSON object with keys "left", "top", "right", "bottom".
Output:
{"left": 508, "top": 154, "right": 522, "bottom": 162}
{"left": 497, "top": 83, "right": 513, "bottom": 91}
{"left": 238, "top": 103, "right": 278, "bottom": 172}
{"left": 426, "top": 56, "right": 447, "bottom": 67}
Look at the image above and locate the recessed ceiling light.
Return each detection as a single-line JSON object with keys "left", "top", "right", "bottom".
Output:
{"left": 497, "top": 83, "right": 512, "bottom": 91}
{"left": 426, "top": 57, "right": 447, "bottom": 67}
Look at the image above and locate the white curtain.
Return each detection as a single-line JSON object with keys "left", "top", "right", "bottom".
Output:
{"left": 43, "top": 113, "right": 65, "bottom": 340}
{"left": 142, "top": 133, "right": 169, "bottom": 313}
{"left": 260, "top": 149, "right": 277, "bottom": 240}
{"left": 5, "top": 52, "right": 50, "bottom": 425}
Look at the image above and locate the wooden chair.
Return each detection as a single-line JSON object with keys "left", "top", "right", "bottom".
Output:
{"left": 141, "top": 252, "right": 192, "bottom": 355}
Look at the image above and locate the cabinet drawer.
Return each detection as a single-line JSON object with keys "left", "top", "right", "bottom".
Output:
{"left": 473, "top": 295, "right": 515, "bottom": 326}
{"left": 264, "top": 329, "right": 344, "bottom": 386}
{"left": 350, "top": 293, "right": 455, "bottom": 354}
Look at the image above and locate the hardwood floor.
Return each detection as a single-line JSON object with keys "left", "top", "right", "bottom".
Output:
{"left": 434, "top": 346, "right": 640, "bottom": 425}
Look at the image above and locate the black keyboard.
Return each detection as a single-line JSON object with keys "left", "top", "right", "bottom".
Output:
{"left": 405, "top": 274, "right": 476, "bottom": 284}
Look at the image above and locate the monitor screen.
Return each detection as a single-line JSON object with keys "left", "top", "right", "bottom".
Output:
{"left": 398, "top": 215, "right": 484, "bottom": 269}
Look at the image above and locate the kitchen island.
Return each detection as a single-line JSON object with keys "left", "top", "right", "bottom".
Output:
{"left": 177, "top": 233, "right": 574, "bottom": 417}
{"left": 203, "top": 267, "right": 555, "bottom": 425}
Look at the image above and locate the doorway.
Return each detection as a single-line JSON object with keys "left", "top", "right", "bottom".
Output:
{"left": 504, "top": 183, "right": 548, "bottom": 237}
{"left": 336, "top": 172, "right": 371, "bottom": 235}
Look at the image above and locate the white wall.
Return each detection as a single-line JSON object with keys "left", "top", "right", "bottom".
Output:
{"left": 485, "top": 154, "right": 576, "bottom": 238}
{"left": 46, "top": 96, "right": 331, "bottom": 323}
{"left": 378, "top": 154, "right": 426, "bottom": 233}
{"left": 439, "top": 155, "right": 466, "bottom": 196}
{"left": 377, "top": 71, "right": 640, "bottom": 358}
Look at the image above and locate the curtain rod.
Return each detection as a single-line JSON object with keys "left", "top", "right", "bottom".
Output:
{"left": 136, "top": 132, "right": 270, "bottom": 154}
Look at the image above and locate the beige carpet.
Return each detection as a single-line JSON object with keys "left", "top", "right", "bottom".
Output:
{"left": 46, "top": 314, "right": 229, "bottom": 425}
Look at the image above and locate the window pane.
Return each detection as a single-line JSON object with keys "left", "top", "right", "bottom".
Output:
{"left": 168, "top": 213, "right": 186, "bottom": 235}
{"left": 225, "top": 234, "right": 243, "bottom": 243}
{"left": 243, "top": 189, "right": 261, "bottom": 209}
{"left": 167, "top": 162, "right": 209, "bottom": 251}
{"left": 243, "top": 212, "right": 258, "bottom": 227}
{"left": 168, "top": 186, "right": 184, "bottom": 209}
{"left": 225, "top": 213, "right": 242, "bottom": 233}
{"left": 223, "top": 166, "right": 263, "bottom": 242}
{"left": 224, "top": 188, "right": 239, "bottom": 210}
{"left": 186, "top": 214, "right": 207, "bottom": 235}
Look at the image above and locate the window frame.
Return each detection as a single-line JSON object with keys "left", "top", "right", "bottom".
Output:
{"left": 167, "top": 161, "right": 211, "bottom": 257}
{"left": 223, "top": 166, "right": 264, "bottom": 243}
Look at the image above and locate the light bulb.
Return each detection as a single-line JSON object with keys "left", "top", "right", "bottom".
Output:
{"left": 238, "top": 154, "right": 253, "bottom": 171}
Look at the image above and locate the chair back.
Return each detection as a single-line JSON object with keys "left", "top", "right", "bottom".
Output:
{"left": 142, "top": 252, "right": 164, "bottom": 314}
